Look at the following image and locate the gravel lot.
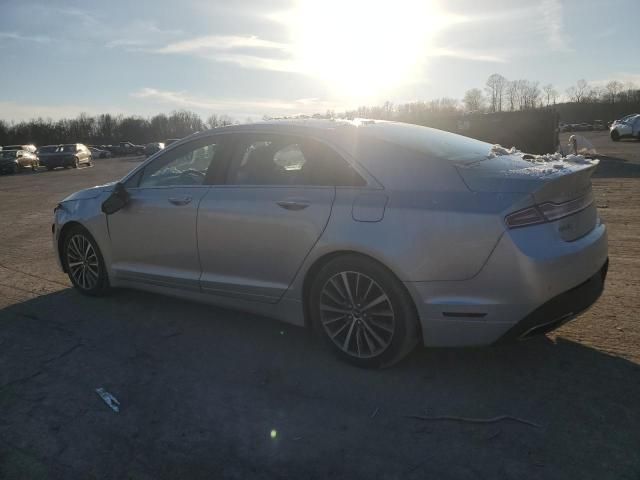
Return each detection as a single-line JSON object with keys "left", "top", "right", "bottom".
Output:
{"left": 1, "top": 133, "right": 639, "bottom": 479}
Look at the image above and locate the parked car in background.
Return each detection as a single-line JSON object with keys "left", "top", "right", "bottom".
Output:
{"left": 112, "top": 141, "right": 145, "bottom": 156}
{"left": 53, "top": 119, "right": 608, "bottom": 368}
{"left": 144, "top": 142, "right": 165, "bottom": 157}
{"left": 0, "top": 148, "right": 38, "bottom": 174}
{"left": 39, "top": 144, "right": 92, "bottom": 170}
{"left": 3, "top": 144, "right": 37, "bottom": 154}
{"left": 37, "top": 145, "right": 61, "bottom": 165}
{"left": 610, "top": 114, "right": 640, "bottom": 141}
{"left": 593, "top": 120, "right": 606, "bottom": 131}
{"left": 89, "top": 147, "right": 111, "bottom": 159}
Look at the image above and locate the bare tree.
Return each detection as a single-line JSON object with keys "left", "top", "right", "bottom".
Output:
{"left": 485, "top": 74, "right": 507, "bottom": 112}
{"left": 506, "top": 80, "right": 518, "bottom": 111}
{"left": 567, "top": 79, "right": 589, "bottom": 103}
{"left": 605, "top": 80, "right": 624, "bottom": 104}
{"left": 463, "top": 88, "right": 485, "bottom": 112}
{"left": 542, "top": 84, "right": 558, "bottom": 106}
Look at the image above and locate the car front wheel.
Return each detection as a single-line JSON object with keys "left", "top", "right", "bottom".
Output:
{"left": 611, "top": 130, "right": 620, "bottom": 141}
{"left": 63, "top": 226, "right": 109, "bottom": 295}
{"left": 309, "top": 254, "right": 419, "bottom": 368}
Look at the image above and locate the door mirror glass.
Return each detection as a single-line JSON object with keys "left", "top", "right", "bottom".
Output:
{"left": 101, "top": 183, "right": 130, "bottom": 215}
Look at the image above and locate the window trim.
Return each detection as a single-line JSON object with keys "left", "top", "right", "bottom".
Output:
{"left": 125, "top": 134, "right": 234, "bottom": 190}
{"left": 223, "top": 132, "right": 369, "bottom": 188}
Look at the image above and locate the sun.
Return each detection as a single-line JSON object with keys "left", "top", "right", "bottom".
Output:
{"left": 291, "top": 0, "right": 453, "bottom": 100}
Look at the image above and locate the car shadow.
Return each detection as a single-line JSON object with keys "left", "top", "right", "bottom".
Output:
{"left": 1, "top": 288, "right": 638, "bottom": 479}
{"left": 593, "top": 155, "right": 640, "bottom": 178}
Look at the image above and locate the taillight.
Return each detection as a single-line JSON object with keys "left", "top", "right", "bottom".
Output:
{"left": 505, "top": 192, "right": 594, "bottom": 229}
{"left": 538, "top": 191, "right": 594, "bottom": 222}
{"left": 505, "top": 206, "right": 545, "bottom": 229}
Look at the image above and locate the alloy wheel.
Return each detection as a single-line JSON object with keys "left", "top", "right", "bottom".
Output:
{"left": 319, "top": 271, "right": 395, "bottom": 359}
{"left": 66, "top": 234, "right": 100, "bottom": 290}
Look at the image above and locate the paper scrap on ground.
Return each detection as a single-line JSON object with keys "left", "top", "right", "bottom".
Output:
{"left": 95, "top": 387, "right": 120, "bottom": 413}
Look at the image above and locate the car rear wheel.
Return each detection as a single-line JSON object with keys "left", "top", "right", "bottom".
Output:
{"left": 611, "top": 130, "right": 620, "bottom": 141}
{"left": 63, "top": 226, "right": 109, "bottom": 296}
{"left": 309, "top": 254, "right": 419, "bottom": 368}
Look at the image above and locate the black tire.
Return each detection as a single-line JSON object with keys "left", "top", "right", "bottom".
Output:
{"left": 309, "top": 254, "right": 419, "bottom": 368}
{"left": 12, "top": 163, "right": 19, "bottom": 174}
{"left": 31, "top": 161, "right": 37, "bottom": 172}
{"left": 62, "top": 225, "right": 110, "bottom": 296}
{"left": 72, "top": 157, "right": 79, "bottom": 168}
{"left": 611, "top": 130, "right": 620, "bottom": 141}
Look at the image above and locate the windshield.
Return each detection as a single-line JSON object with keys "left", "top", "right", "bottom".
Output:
{"left": 38, "top": 146, "right": 58, "bottom": 153}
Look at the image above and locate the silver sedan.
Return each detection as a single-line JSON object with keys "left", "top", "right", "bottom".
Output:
{"left": 53, "top": 119, "right": 608, "bottom": 367}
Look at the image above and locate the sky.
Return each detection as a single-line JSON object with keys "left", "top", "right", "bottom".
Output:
{"left": 0, "top": 0, "right": 638, "bottom": 122}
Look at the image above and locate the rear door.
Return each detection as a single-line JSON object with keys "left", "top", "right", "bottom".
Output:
{"left": 197, "top": 133, "right": 360, "bottom": 302}
{"left": 108, "top": 135, "right": 230, "bottom": 290}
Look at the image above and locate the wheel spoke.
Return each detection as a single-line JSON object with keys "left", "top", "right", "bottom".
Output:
{"left": 330, "top": 320, "right": 351, "bottom": 339}
{"left": 328, "top": 277, "right": 347, "bottom": 301}
{"left": 361, "top": 294, "right": 389, "bottom": 312}
{"left": 340, "top": 272, "right": 356, "bottom": 306}
{"left": 368, "top": 317, "right": 394, "bottom": 333}
{"left": 342, "top": 319, "right": 356, "bottom": 350}
{"left": 361, "top": 318, "right": 387, "bottom": 347}
{"left": 355, "top": 326, "right": 363, "bottom": 356}
{"left": 321, "top": 288, "right": 344, "bottom": 306}
{"left": 361, "top": 327, "right": 376, "bottom": 353}
{"left": 322, "top": 315, "right": 347, "bottom": 326}
{"left": 320, "top": 303, "right": 351, "bottom": 314}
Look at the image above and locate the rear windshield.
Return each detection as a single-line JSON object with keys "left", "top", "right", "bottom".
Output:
{"left": 359, "top": 122, "right": 493, "bottom": 164}
{"left": 38, "top": 146, "right": 58, "bottom": 153}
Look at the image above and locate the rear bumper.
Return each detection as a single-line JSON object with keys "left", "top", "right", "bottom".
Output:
{"left": 497, "top": 258, "right": 608, "bottom": 342}
{"left": 405, "top": 219, "right": 608, "bottom": 347}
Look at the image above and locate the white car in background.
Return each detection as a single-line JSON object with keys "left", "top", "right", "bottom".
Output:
{"left": 610, "top": 114, "right": 640, "bottom": 141}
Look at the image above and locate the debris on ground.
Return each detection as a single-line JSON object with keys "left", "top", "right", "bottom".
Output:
{"left": 405, "top": 414, "right": 541, "bottom": 428}
{"left": 95, "top": 387, "right": 120, "bottom": 413}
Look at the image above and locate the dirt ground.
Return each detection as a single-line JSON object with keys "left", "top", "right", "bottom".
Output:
{"left": 0, "top": 133, "right": 639, "bottom": 479}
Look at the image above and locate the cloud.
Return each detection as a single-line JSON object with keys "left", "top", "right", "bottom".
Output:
{"left": 0, "top": 32, "right": 50, "bottom": 43}
{"left": 0, "top": 101, "right": 129, "bottom": 123}
{"left": 538, "top": 0, "right": 572, "bottom": 52}
{"left": 151, "top": 35, "right": 297, "bottom": 72}
{"left": 430, "top": 48, "right": 507, "bottom": 63}
{"left": 131, "top": 88, "right": 337, "bottom": 117}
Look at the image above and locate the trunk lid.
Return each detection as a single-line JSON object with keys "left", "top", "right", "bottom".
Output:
{"left": 456, "top": 154, "right": 599, "bottom": 241}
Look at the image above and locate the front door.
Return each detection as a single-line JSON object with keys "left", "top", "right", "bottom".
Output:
{"left": 108, "top": 136, "right": 228, "bottom": 290}
{"left": 197, "top": 133, "right": 362, "bottom": 302}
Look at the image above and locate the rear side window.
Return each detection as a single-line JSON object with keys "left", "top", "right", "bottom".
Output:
{"left": 227, "top": 134, "right": 365, "bottom": 187}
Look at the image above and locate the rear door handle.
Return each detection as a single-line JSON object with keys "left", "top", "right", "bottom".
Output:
{"left": 276, "top": 200, "right": 310, "bottom": 211}
{"left": 168, "top": 196, "right": 192, "bottom": 206}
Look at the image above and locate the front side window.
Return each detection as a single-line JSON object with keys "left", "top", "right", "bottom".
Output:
{"left": 138, "top": 141, "right": 218, "bottom": 188}
{"left": 228, "top": 134, "right": 365, "bottom": 187}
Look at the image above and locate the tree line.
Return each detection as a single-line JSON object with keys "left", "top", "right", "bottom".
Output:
{"left": 2, "top": 74, "right": 639, "bottom": 147}
{"left": 0, "top": 111, "right": 234, "bottom": 147}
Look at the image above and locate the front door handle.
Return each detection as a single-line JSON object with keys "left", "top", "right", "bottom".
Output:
{"left": 168, "top": 196, "right": 192, "bottom": 206}
{"left": 276, "top": 200, "right": 310, "bottom": 211}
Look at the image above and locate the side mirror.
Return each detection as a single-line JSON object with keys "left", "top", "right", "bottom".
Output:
{"left": 101, "top": 183, "right": 130, "bottom": 215}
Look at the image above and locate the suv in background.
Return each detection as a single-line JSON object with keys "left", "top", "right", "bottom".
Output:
{"left": 610, "top": 114, "right": 640, "bottom": 141}
{"left": 39, "top": 144, "right": 92, "bottom": 170}
{"left": 0, "top": 148, "right": 39, "bottom": 174}
{"left": 144, "top": 142, "right": 165, "bottom": 157}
